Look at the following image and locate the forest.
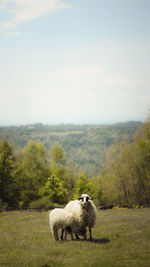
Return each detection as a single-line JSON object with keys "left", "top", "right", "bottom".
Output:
{"left": 0, "top": 121, "right": 142, "bottom": 176}
{"left": 0, "top": 119, "right": 150, "bottom": 210}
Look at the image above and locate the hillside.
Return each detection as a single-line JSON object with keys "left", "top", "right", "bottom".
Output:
{"left": 0, "top": 121, "right": 142, "bottom": 176}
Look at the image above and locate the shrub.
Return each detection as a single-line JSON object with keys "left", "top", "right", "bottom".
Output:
{"left": 29, "top": 196, "right": 53, "bottom": 210}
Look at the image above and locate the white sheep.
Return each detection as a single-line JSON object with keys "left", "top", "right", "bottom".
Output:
{"left": 49, "top": 208, "right": 86, "bottom": 241}
{"left": 64, "top": 193, "right": 97, "bottom": 240}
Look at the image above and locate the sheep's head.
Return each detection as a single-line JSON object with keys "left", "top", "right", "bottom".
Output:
{"left": 78, "top": 193, "right": 91, "bottom": 206}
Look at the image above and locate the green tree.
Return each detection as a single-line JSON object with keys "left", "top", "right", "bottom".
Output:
{"left": 49, "top": 143, "right": 66, "bottom": 179}
{"left": 18, "top": 141, "right": 50, "bottom": 207}
{"left": 87, "top": 177, "right": 102, "bottom": 206}
{"left": 75, "top": 172, "right": 89, "bottom": 197}
{"left": 99, "top": 121, "right": 150, "bottom": 208}
{"left": 0, "top": 138, "right": 17, "bottom": 207}
{"left": 40, "top": 143, "right": 71, "bottom": 204}
{"left": 63, "top": 162, "right": 77, "bottom": 201}
{"left": 50, "top": 142, "right": 66, "bottom": 165}
{"left": 134, "top": 121, "right": 150, "bottom": 206}
{"left": 43, "top": 174, "right": 68, "bottom": 204}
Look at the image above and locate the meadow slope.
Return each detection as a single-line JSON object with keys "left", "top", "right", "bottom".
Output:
{"left": 0, "top": 208, "right": 150, "bottom": 267}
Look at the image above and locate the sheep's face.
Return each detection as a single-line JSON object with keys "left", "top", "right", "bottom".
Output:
{"left": 78, "top": 194, "right": 91, "bottom": 206}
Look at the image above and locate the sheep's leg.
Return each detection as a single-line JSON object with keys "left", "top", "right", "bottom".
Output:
{"left": 64, "top": 230, "right": 67, "bottom": 240}
{"left": 54, "top": 230, "right": 59, "bottom": 241}
{"left": 71, "top": 232, "right": 74, "bottom": 240}
{"left": 75, "top": 234, "right": 80, "bottom": 240}
{"left": 60, "top": 229, "right": 64, "bottom": 240}
{"left": 89, "top": 227, "right": 92, "bottom": 240}
{"left": 83, "top": 231, "right": 87, "bottom": 240}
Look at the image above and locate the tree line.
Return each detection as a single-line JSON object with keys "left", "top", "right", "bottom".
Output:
{"left": 0, "top": 121, "right": 141, "bottom": 176}
{"left": 0, "top": 120, "right": 150, "bottom": 210}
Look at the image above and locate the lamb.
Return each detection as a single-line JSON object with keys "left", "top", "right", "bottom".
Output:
{"left": 49, "top": 208, "right": 87, "bottom": 241}
{"left": 64, "top": 193, "right": 97, "bottom": 240}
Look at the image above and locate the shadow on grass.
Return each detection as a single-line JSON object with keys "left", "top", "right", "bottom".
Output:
{"left": 70, "top": 237, "right": 110, "bottom": 244}
{"left": 86, "top": 238, "right": 110, "bottom": 244}
{"left": 59, "top": 237, "right": 111, "bottom": 244}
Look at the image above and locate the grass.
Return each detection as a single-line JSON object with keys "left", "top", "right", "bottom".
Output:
{"left": 0, "top": 208, "right": 150, "bottom": 267}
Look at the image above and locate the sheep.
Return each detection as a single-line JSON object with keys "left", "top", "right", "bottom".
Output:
{"left": 49, "top": 208, "right": 87, "bottom": 241}
{"left": 64, "top": 193, "right": 97, "bottom": 240}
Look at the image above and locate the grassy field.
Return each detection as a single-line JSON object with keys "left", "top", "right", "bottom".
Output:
{"left": 0, "top": 208, "right": 150, "bottom": 267}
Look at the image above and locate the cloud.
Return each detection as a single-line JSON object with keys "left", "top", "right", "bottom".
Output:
{"left": 5, "top": 31, "right": 21, "bottom": 37}
{"left": 0, "top": 0, "right": 69, "bottom": 32}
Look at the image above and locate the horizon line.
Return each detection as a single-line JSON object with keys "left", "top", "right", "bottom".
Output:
{"left": 0, "top": 120, "right": 144, "bottom": 127}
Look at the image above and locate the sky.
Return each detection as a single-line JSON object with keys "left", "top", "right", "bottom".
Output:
{"left": 0, "top": 0, "right": 150, "bottom": 125}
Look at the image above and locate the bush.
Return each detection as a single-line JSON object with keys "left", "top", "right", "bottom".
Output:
{"left": 0, "top": 199, "right": 8, "bottom": 210}
{"left": 0, "top": 199, "right": 3, "bottom": 210}
{"left": 29, "top": 196, "right": 53, "bottom": 210}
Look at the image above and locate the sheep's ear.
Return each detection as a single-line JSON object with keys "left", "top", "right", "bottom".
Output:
{"left": 78, "top": 197, "right": 82, "bottom": 201}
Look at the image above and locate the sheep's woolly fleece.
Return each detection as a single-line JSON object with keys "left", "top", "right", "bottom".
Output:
{"left": 64, "top": 195, "right": 97, "bottom": 229}
{"left": 49, "top": 208, "right": 86, "bottom": 241}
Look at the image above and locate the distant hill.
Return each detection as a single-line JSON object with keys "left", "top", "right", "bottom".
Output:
{"left": 0, "top": 121, "right": 142, "bottom": 176}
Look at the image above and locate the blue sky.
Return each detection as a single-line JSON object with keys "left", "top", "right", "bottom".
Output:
{"left": 0, "top": 0, "right": 150, "bottom": 125}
